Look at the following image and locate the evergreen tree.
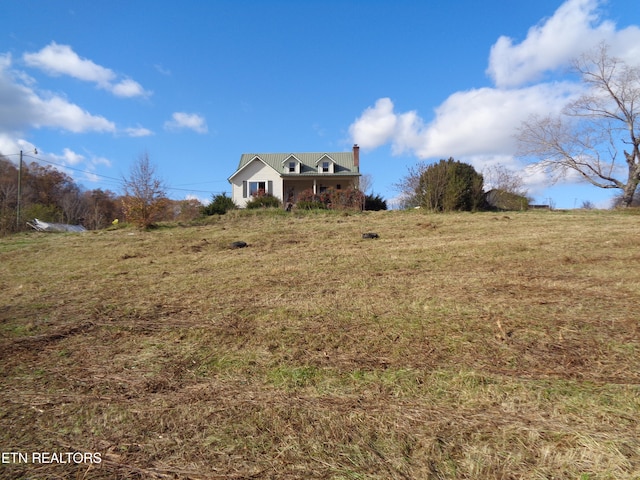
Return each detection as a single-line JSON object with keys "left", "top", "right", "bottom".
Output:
{"left": 417, "top": 158, "right": 485, "bottom": 212}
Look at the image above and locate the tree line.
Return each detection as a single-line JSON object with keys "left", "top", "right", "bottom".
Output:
{"left": 0, "top": 154, "right": 202, "bottom": 235}
{"left": 0, "top": 151, "right": 386, "bottom": 236}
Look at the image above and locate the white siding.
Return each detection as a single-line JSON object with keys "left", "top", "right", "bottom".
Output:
{"left": 230, "top": 159, "right": 283, "bottom": 208}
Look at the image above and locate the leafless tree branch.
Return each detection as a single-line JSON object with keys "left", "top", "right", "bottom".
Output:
{"left": 517, "top": 43, "right": 640, "bottom": 206}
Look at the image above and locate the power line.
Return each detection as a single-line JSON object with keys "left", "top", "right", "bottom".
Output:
{"left": 13, "top": 153, "right": 230, "bottom": 197}
{"left": 166, "top": 186, "right": 225, "bottom": 194}
{"left": 30, "top": 156, "right": 123, "bottom": 183}
{"left": 171, "top": 180, "right": 229, "bottom": 186}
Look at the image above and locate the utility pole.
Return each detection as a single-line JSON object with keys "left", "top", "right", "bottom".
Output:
{"left": 10, "top": 147, "right": 37, "bottom": 230}
{"left": 16, "top": 150, "right": 23, "bottom": 229}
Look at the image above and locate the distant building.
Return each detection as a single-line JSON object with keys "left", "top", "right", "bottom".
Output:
{"left": 485, "top": 189, "right": 530, "bottom": 211}
{"left": 228, "top": 145, "right": 361, "bottom": 208}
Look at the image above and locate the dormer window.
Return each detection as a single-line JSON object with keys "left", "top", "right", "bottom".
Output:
{"left": 283, "top": 155, "right": 301, "bottom": 174}
{"left": 316, "top": 155, "right": 335, "bottom": 173}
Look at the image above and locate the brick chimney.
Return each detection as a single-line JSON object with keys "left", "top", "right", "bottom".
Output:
{"left": 353, "top": 144, "right": 360, "bottom": 170}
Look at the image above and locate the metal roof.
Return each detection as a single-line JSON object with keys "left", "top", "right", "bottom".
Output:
{"left": 231, "top": 152, "right": 360, "bottom": 178}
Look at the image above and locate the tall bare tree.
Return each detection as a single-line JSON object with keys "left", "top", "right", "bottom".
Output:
{"left": 517, "top": 44, "right": 640, "bottom": 207}
{"left": 121, "top": 153, "right": 168, "bottom": 228}
{"left": 482, "top": 165, "right": 529, "bottom": 198}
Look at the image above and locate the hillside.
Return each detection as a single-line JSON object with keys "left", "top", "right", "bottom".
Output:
{"left": 1, "top": 209, "right": 639, "bottom": 479}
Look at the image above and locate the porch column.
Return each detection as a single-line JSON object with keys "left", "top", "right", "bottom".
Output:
{"left": 313, "top": 178, "right": 317, "bottom": 195}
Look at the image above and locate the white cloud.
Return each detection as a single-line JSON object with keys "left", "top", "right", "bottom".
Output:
{"left": 24, "top": 42, "right": 114, "bottom": 85}
{"left": 33, "top": 95, "right": 116, "bottom": 133}
{"left": 488, "top": 0, "right": 640, "bottom": 88}
{"left": 45, "top": 147, "right": 114, "bottom": 184}
{"left": 124, "top": 126, "right": 154, "bottom": 137}
{"left": 23, "top": 42, "right": 151, "bottom": 98}
{"left": 0, "top": 53, "right": 11, "bottom": 69}
{"left": 111, "top": 78, "right": 149, "bottom": 98}
{"left": 185, "top": 193, "right": 207, "bottom": 205}
{"left": 487, "top": 0, "right": 611, "bottom": 88}
{"left": 609, "top": 25, "right": 640, "bottom": 66}
{"left": 0, "top": 55, "right": 115, "bottom": 134}
{"left": 350, "top": 84, "right": 581, "bottom": 163}
{"left": 0, "top": 144, "right": 99, "bottom": 185}
{"left": 91, "top": 156, "right": 112, "bottom": 167}
{"left": 0, "top": 53, "right": 117, "bottom": 183}
{"left": 0, "top": 133, "right": 37, "bottom": 159}
{"left": 164, "top": 112, "right": 208, "bottom": 134}
{"left": 58, "top": 147, "right": 84, "bottom": 165}
{"left": 349, "top": 0, "right": 640, "bottom": 182}
{"left": 349, "top": 98, "right": 397, "bottom": 150}
{"left": 154, "top": 64, "right": 172, "bottom": 76}
{"left": 419, "top": 83, "right": 583, "bottom": 158}
{"left": 0, "top": 49, "right": 130, "bottom": 187}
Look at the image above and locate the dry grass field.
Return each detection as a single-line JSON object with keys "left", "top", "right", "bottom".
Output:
{"left": 1, "top": 209, "right": 639, "bottom": 479}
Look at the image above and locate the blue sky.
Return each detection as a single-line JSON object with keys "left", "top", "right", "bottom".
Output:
{"left": 1, "top": 0, "right": 639, "bottom": 208}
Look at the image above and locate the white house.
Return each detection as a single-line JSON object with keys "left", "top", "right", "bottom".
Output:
{"left": 228, "top": 145, "right": 361, "bottom": 208}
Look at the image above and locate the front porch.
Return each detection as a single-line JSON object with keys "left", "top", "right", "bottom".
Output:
{"left": 282, "top": 177, "right": 358, "bottom": 204}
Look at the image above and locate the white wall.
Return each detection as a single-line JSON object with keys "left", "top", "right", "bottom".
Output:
{"left": 230, "top": 159, "right": 283, "bottom": 208}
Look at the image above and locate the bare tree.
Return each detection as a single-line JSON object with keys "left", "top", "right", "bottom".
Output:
{"left": 517, "top": 44, "right": 640, "bottom": 207}
{"left": 356, "top": 174, "right": 374, "bottom": 210}
{"left": 0, "top": 177, "right": 17, "bottom": 235}
{"left": 358, "top": 173, "right": 374, "bottom": 194}
{"left": 121, "top": 153, "right": 168, "bottom": 228}
{"left": 60, "top": 187, "right": 88, "bottom": 225}
{"left": 482, "top": 165, "right": 529, "bottom": 198}
{"left": 393, "top": 162, "right": 429, "bottom": 209}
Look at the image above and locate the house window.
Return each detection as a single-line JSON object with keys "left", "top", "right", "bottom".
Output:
{"left": 336, "top": 184, "right": 341, "bottom": 190}
{"left": 249, "top": 181, "right": 266, "bottom": 196}
{"left": 288, "top": 162, "right": 296, "bottom": 173}
{"left": 322, "top": 161, "right": 330, "bottom": 173}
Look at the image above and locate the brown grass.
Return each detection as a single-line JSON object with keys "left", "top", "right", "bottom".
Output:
{"left": 1, "top": 209, "right": 639, "bottom": 479}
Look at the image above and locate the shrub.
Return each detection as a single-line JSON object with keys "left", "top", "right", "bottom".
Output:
{"left": 296, "top": 189, "right": 324, "bottom": 208}
{"left": 417, "top": 158, "right": 485, "bottom": 212}
{"left": 294, "top": 187, "right": 363, "bottom": 211}
{"left": 245, "top": 191, "right": 281, "bottom": 209}
{"left": 364, "top": 193, "right": 388, "bottom": 211}
{"left": 296, "top": 188, "right": 322, "bottom": 206}
{"left": 321, "top": 187, "right": 364, "bottom": 211}
{"left": 203, "top": 193, "right": 237, "bottom": 215}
